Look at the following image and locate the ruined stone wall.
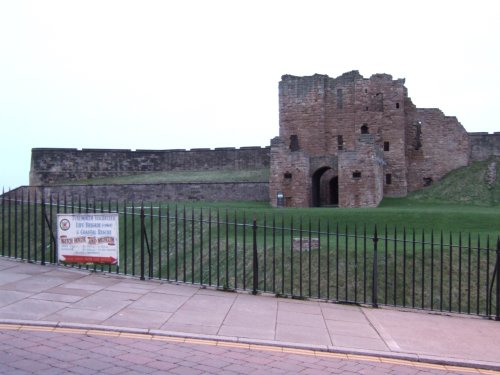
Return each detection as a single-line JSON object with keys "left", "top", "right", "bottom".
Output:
{"left": 30, "top": 147, "right": 270, "bottom": 185}
{"left": 469, "top": 132, "right": 500, "bottom": 161}
{"left": 405, "top": 109, "right": 470, "bottom": 192}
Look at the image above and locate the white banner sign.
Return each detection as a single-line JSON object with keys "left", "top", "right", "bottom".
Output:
{"left": 57, "top": 213, "right": 119, "bottom": 265}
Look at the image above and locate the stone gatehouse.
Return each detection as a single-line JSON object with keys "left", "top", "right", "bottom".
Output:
{"left": 269, "top": 71, "right": 471, "bottom": 208}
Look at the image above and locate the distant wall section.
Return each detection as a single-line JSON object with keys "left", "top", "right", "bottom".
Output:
{"left": 469, "top": 133, "right": 500, "bottom": 161}
{"left": 30, "top": 147, "right": 270, "bottom": 185}
{"left": 9, "top": 182, "right": 269, "bottom": 203}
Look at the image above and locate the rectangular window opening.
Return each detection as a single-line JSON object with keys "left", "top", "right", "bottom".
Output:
{"left": 290, "top": 135, "right": 300, "bottom": 152}
{"left": 384, "top": 141, "right": 390, "bottom": 151}
{"left": 386, "top": 173, "right": 392, "bottom": 184}
{"left": 337, "top": 89, "right": 343, "bottom": 109}
{"left": 337, "top": 135, "right": 343, "bottom": 150}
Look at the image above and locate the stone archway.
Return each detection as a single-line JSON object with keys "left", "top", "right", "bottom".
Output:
{"left": 312, "top": 167, "right": 338, "bottom": 207}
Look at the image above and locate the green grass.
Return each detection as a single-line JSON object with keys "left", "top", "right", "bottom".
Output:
{"left": 407, "top": 156, "right": 500, "bottom": 207}
{"left": 63, "top": 169, "right": 269, "bottom": 185}
{"left": 60, "top": 155, "right": 499, "bottom": 236}
{"left": 138, "top": 199, "right": 500, "bottom": 239}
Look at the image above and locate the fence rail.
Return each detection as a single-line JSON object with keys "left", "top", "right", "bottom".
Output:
{"left": 1, "top": 190, "right": 499, "bottom": 319}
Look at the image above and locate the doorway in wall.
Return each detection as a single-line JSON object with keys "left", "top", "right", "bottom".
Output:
{"left": 312, "top": 167, "right": 339, "bottom": 207}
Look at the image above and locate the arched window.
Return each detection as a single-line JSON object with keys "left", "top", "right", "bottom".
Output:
{"left": 361, "top": 124, "right": 369, "bottom": 134}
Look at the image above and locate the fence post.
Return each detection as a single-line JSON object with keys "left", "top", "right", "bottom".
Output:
{"left": 140, "top": 204, "right": 145, "bottom": 281}
{"left": 252, "top": 217, "right": 258, "bottom": 295}
{"left": 41, "top": 195, "right": 46, "bottom": 265}
{"left": 496, "top": 237, "right": 500, "bottom": 321}
{"left": 372, "top": 226, "right": 379, "bottom": 308}
{"left": 1, "top": 188, "right": 5, "bottom": 257}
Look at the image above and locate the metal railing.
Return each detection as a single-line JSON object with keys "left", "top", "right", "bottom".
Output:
{"left": 1, "top": 190, "right": 499, "bottom": 319}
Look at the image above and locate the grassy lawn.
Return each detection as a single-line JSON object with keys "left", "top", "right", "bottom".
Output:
{"left": 144, "top": 198, "right": 500, "bottom": 239}
{"left": 407, "top": 156, "right": 500, "bottom": 207}
{"left": 57, "top": 155, "right": 499, "bottom": 237}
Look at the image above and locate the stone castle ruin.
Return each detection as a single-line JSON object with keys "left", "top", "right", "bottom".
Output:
{"left": 27, "top": 71, "right": 500, "bottom": 207}
{"left": 270, "top": 71, "right": 471, "bottom": 208}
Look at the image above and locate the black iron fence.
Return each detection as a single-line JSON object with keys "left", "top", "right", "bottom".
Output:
{"left": 1, "top": 190, "right": 499, "bottom": 320}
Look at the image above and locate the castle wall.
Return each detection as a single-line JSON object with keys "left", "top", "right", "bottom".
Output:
{"left": 269, "top": 137, "right": 310, "bottom": 207}
{"left": 338, "top": 135, "right": 384, "bottom": 208}
{"left": 30, "top": 147, "right": 270, "bottom": 185}
{"left": 405, "top": 108, "right": 470, "bottom": 192}
{"left": 469, "top": 132, "right": 500, "bottom": 161}
{"left": 8, "top": 182, "right": 269, "bottom": 203}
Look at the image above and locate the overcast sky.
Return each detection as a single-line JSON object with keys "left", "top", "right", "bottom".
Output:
{"left": 1, "top": 0, "right": 499, "bottom": 189}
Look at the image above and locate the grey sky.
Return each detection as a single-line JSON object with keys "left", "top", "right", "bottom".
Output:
{"left": 1, "top": 0, "right": 499, "bottom": 189}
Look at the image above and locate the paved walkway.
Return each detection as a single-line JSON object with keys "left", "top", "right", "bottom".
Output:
{"left": 1, "top": 257, "right": 499, "bottom": 372}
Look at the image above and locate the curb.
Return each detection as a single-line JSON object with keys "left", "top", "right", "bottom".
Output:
{"left": 1, "top": 319, "right": 499, "bottom": 373}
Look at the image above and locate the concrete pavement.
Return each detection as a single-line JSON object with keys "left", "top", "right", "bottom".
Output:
{"left": 1, "top": 257, "right": 499, "bottom": 372}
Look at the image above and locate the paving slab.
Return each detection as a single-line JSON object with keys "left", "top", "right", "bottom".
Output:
{"left": 217, "top": 323, "right": 276, "bottom": 340}
{"left": 218, "top": 294, "right": 277, "bottom": 339}
{"left": 0, "top": 274, "right": 76, "bottom": 293}
{"left": 320, "top": 303, "right": 367, "bottom": 322}
{"left": 128, "top": 292, "right": 190, "bottom": 312}
{"left": 275, "top": 323, "right": 333, "bottom": 346}
{"left": 105, "top": 280, "right": 159, "bottom": 294}
{"left": 160, "top": 321, "right": 221, "bottom": 335}
{"left": 325, "top": 319, "right": 380, "bottom": 339}
{"left": 30, "top": 292, "right": 84, "bottom": 303}
{"left": 0, "top": 290, "right": 32, "bottom": 307}
{"left": 278, "top": 298, "right": 323, "bottom": 314}
{"left": 0, "top": 298, "right": 68, "bottom": 320}
{"left": 331, "top": 334, "right": 390, "bottom": 351}
{"left": 103, "top": 307, "right": 172, "bottom": 329}
{"left": 45, "top": 307, "right": 122, "bottom": 324}
{"left": 45, "top": 286, "right": 96, "bottom": 297}
{"left": 152, "top": 283, "right": 201, "bottom": 296}
{"left": 364, "top": 308, "right": 500, "bottom": 364}
{"left": 277, "top": 309, "right": 327, "bottom": 328}
{"left": 0, "top": 270, "right": 34, "bottom": 285}
{"left": 71, "top": 290, "right": 141, "bottom": 310}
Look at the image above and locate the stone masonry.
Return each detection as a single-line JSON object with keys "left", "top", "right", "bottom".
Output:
{"left": 269, "top": 71, "right": 471, "bottom": 208}
{"left": 30, "top": 147, "right": 270, "bottom": 185}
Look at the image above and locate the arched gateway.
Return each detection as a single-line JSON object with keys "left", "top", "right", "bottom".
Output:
{"left": 312, "top": 167, "right": 338, "bottom": 207}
